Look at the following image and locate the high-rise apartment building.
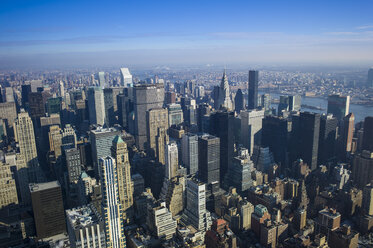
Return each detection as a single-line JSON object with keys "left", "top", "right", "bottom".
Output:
{"left": 99, "top": 156, "right": 126, "bottom": 248}
{"left": 134, "top": 83, "right": 164, "bottom": 150}
{"left": 181, "top": 133, "right": 199, "bottom": 175}
{"left": 248, "top": 70, "right": 259, "bottom": 110}
{"left": 88, "top": 87, "right": 106, "bottom": 126}
{"left": 111, "top": 135, "right": 134, "bottom": 223}
{"left": 241, "top": 109, "right": 264, "bottom": 155}
{"left": 30, "top": 181, "right": 66, "bottom": 239}
{"left": 198, "top": 134, "right": 220, "bottom": 185}
{"left": 146, "top": 108, "right": 169, "bottom": 163}
{"left": 327, "top": 95, "right": 350, "bottom": 121}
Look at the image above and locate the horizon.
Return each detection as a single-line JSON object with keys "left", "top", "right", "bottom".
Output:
{"left": 1, "top": 0, "right": 373, "bottom": 69}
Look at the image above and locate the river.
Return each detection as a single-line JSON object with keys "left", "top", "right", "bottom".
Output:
{"left": 259, "top": 92, "right": 373, "bottom": 123}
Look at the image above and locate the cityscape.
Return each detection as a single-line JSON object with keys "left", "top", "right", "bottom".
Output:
{"left": 1, "top": 1, "right": 373, "bottom": 248}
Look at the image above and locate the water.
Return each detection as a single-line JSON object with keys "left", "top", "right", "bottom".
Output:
{"left": 259, "top": 92, "right": 373, "bottom": 123}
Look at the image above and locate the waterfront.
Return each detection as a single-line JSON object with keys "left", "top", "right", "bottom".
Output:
{"left": 260, "top": 92, "right": 373, "bottom": 123}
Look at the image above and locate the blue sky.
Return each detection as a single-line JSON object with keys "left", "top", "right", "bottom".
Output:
{"left": 1, "top": 0, "right": 373, "bottom": 67}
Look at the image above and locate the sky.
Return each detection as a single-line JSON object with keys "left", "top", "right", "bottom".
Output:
{"left": 1, "top": 0, "right": 373, "bottom": 68}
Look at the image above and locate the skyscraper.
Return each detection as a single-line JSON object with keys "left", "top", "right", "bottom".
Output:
{"left": 229, "top": 148, "right": 254, "bottom": 192}
{"left": 97, "top": 72, "right": 106, "bottom": 88}
{"left": 134, "top": 83, "right": 165, "bottom": 150}
{"left": 210, "top": 111, "right": 235, "bottom": 183}
{"left": 165, "top": 142, "right": 178, "bottom": 179}
{"left": 14, "top": 110, "right": 43, "bottom": 183}
{"left": 234, "top": 89, "right": 244, "bottom": 113}
{"left": 340, "top": 113, "right": 354, "bottom": 157}
{"left": 248, "top": 70, "right": 259, "bottom": 110}
{"left": 90, "top": 127, "right": 121, "bottom": 178}
{"left": 362, "top": 117, "right": 373, "bottom": 152}
{"left": 0, "top": 161, "right": 19, "bottom": 208}
{"left": 88, "top": 87, "right": 106, "bottom": 126}
{"left": 99, "top": 156, "right": 126, "bottom": 248}
{"left": 368, "top": 68, "right": 373, "bottom": 87}
{"left": 289, "top": 95, "right": 301, "bottom": 111}
{"left": 104, "top": 88, "right": 115, "bottom": 127}
{"left": 318, "top": 114, "right": 338, "bottom": 164}
{"left": 327, "top": 95, "right": 350, "bottom": 121}
{"left": 181, "top": 133, "right": 199, "bottom": 175}
{"left": 30, "top": 181, "right": 66, "bottom": 239}
{"left": 198, "top": 134, "right": 220, "bottom": 185}
{"left": 218, "top": 70, "right": 232, "bottom": 110}
{"left": 146, "top": 108, "right": 169, "bottom": 164}
{"left": 182, "top": 179, "right": 212, "bottom": 231}
{"left": 120, "top": 68, "right": 133, "bottom": 87}
{"left": 241, "top": 109, "right": 265, "bottom": 155}
{"left": 299, "top": 112, "right": 320, "bottom": 171}
{"left": 111, "top": 135, "right": 134, "bottom": 223}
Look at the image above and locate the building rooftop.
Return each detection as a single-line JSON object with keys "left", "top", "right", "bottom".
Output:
{"left": 66, "top": 204, "right": 101, "bottom": 230}
{"left": 29, "top": 181, "right": 60, "bottom": 193}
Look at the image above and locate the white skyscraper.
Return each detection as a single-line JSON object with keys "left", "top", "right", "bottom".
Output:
{"left": 59, "top": 81, "right": 65, "bottom": 98}
{"left": 218, "top": 70, "right": 232, "bottom": 110}
{"left": 165, "top": 142, "right": 178, "bottom": 179}
{"left": 240, "top": 109, "right": 265, "bottom": 155}
{"left": 181, "top": 133, "right": 199, "bottom": 175}
{"left": 182, "top": 179, "right": 212, "bottom": 231}
{"left": 120, "top": 68, "right": 133, "bottom": 87}
{"left": 97, "top": 72, "right": 106, "bottom": 88}
{"left": 100, "top": 156, "right": 126, "bottom": 248}
{"left": 88, "top": 87, "right": 106, "bottom": 126}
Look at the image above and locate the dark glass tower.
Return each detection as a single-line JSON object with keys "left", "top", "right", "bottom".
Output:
{"left": 299, "top": 112, "right": 320, "bottom": 171}
{"left": 234, "top": 89, "right": 244, "bottom": 113}
{"left": 363, "top": 116, "right": 373, "bottom": 152}
{"left": 210, "top": 111, "right": 235, "bottom": 184}
{"left": 318, "top": 114, "right": 338, "bottom": 164}
{"left": 248, "top": 70, "right": 259, "bottom": 110}
{"left": 198, "top": 134, "right": 220, "bottom": 185}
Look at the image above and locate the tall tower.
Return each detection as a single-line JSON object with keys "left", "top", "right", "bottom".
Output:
{"left": 165, "top": 142, "right": 178, "bottom": 179}
{"left": 104, "top": 88, "right": 115, "bottom": 127}
{"left": 367, "top": 68, "right": 373, "bottom": 87}
{"left": 14, "top": 110, "right": 43, "bottom": 183}
{"left": 327, "top": 94, "right": 350, "bottom": 121}
{"left": 240, "top": 109, "right": 264, "bottom": 155}
{"left": 97, "top": 72, "right": 106, "bottom": 88}
{"left": 198, "top": 134, "right": 220, "bottom": 185}
{"left": 181, "top": 133, "right": 199, "bottom": 175}
{"left": 146, "top": 108, "right": 169, "bottom": 163}
{"left": 120, "top": 68, "right": 133, "bottom": 87}
{"left": 248, "top": 70, "right": 259, "bottom": 110}
{"left": 299, "top": 112, "right": 320, "bottom": 171}
{"left": 218, "top": 70, "right": 232, "bottom": 110}
{"left": 234, "top": 89, "right": 244, "bottom": 113}
{"left": 88, "top": 87, "right": 106, "bottom": 126}
{"left": 134, "top": 83, "right": 165, "bottom": 150}
{"left": 111, "top": 135, "right": 134, "bottom": 224}
{"left": 340, "top": 113, "right": 354, "bottom": 159}
{"left": 59, "top": 81, "right": 65, "bottom": 98}
{"left": 100, "top": 156, "right": 126, "bottom": 248}
{"left": 362, "top": 117, "right": 373, "bottom": 152}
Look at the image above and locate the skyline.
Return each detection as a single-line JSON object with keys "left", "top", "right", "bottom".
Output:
{"left": 1, "top": 0, "right": 373, "bottom": 68}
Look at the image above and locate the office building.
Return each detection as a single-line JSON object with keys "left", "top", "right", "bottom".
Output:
{"left": 64, "top": 148, "right": 82, "bottom": 184}
{"left": 182, "top": 179, "right": 212, "bottom": 231}
{"left": 21, "top": 84, "right": 32, "bottom": 108}
{"left": 317, "top": 208, "right": 341, "bottom": 235}
{"left": 234, "top": 89, "right": 244, "bottom": 113}
{"left": 289, "top": 95, "right": 301, "bottom": 111}
{"left": 241, "top": 109, "right": 264, "bottom": 155}
{"left": 134, "top": 83, "right": 164, "bottom": 150}
{"left": 167, "top": 103, "right": 183, "bottom": 126}
{"left": 210, "top": 111, "right": 235, "bottom": 183}
{"left": 88, "top": 87, "right": 106, "bottom": 126}
{"left": 229, "top": 148, "right": 254, "bottom": 192}
{"left": 217, "top": 70, "right": 233, "bottom": 110}
{"left": 248, "top": 70, "right": 259, "bottom": 110}
{"left": 0, "top": 102, "right": 17, "bottom": 135}
{"left": 340, "top": 113, "right": 354, "bottom": 158}
{"left": 198, "top": 134, "right": 220, "bottom": 185}
{"left": 4, "top": 87, "right": 14, "bottom": 102}
{"left": 181, "top": 133, "right": 199, "bottom": 175}
{"left": 90, "top": 127, "right": 121, "bottom": 178}
{"left": 97, "top": 72, "right": 105, "bottom": 88}
{"left": 318, "top": 114, "right": 338, "bottom": 164}
{"left": 165, "top": 142, "right": 179, "bottom": 179}
{"left": 146, "top": 108, "right": 169, "bottom": 164}
{"left": 30, "top": 181, "right": 66, "bottom": 239}
{"left": 299, "top": 112, "right": 320, "bottom": 171}
{"left": 363, "top": 184, "right": 373, "bottom": 216}
{"left": 160, "top": 176, "right": 185, "bottom": 217}
{"left": 327, "top": 95, "right": 350, "bottom": 121}
{"left": 120, "top": 68, "right": 133, "bottom": 87}
{"left": 104, "top": 88, "right": 115, "bottom": 127}
{"left": 14, "top": 110, "right": 43, "bottom": 183}
{"left": 99, "top": 157, "right": 126, "bottom": 248}
{"left": 205, "top": 219, "right": 237, "bottom": 248}
{"left": 352, "top": 150, "right": 373, "bottom": 188}
{"left": 0, "top": 161, "right": 18, "bottom": 208}
{"left": 260, "top": 93, "right": 272, "bottom": 113}
{"left": 362, "top": 117, "right": 373, "bottom": 152}
{"left": 147, "top": 202, "right": 177, "bottom": 240}
{"left": 66, "top": 204, "right": 106, "bottom": 248}
{"left": 111, "top": 135, "right": 134, "bottom": 223}
{"left": 251, "top": 204, "right": 271, "bottom": 239}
